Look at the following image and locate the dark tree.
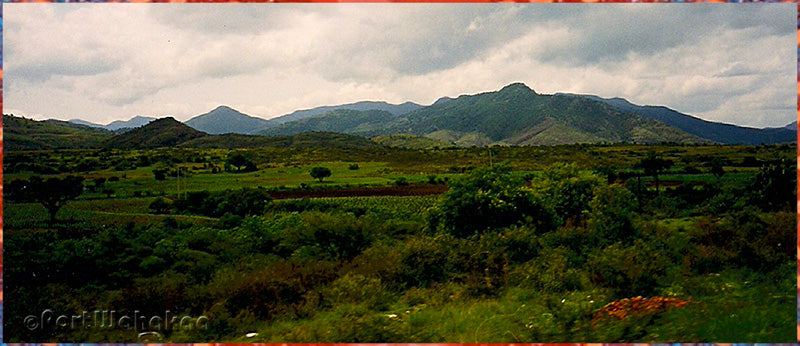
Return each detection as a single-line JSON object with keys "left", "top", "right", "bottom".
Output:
{"left": 749, "top": 159, "right": 796, "bottom": 211}
{"left": 636, "top": 152, "right": 673, "bottom": 193}
{"left": 310, "top": 167, "right": 332, "bottom": 182}
{"left": 149, "top": 197, "right": 173, "bottom": 214}
{"left": 243, "top": 161, "right": 258, "bottom": 173}
{"left": 226, "top": 153, "right": 250, "bottom": 172}
{"left": 93, "top": 177, "right": 107, "bottom": 191}
{"left": 709, "top": 158, "right": 726, "bottom": 180}
{"left": 7, "top": 175, "right": 85, "bottom": 223}
{"left": 153, "top": 169, "right": 167, "bottom": 181}
{"left": 594, "top": 166, "right": 618, "bottom": 185}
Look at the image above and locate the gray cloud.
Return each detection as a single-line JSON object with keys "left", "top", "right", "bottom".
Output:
{"left": 4, "top": 3, "right": 795, "bottom": 128}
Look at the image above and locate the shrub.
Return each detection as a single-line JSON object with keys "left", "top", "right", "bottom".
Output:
{"left": 587, "top": 184, "right": 637, "bottom": 243}
{"left": 322, "top": 274, "right": 393, "bottom": 311}
{"left": 747, "top": 159, "right": 796, "bottom": 212}
{"left": 149, "top": 197, "right": 173, "bottom": 215}
{"left": 586, "top": 240, "right": 671, "bottom": 298}
{"left": 173, "top": 188, "right": 272, "bottom": 218}
{"left": 530, "top": 163, "right": 604, "bottom": 224}
{"left": 432, "top": 165, "right": 554, "bottom": 238}
{"left": 393, "top": 234, "right": 455, "bottom": 288}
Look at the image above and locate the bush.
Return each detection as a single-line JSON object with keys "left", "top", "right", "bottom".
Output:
{"left": 530, "top": 163, "right": 604, "bottom": 224}
{"left": 586, "top": 240, "right": 671, "bottom": 298}
{"left": 173, "top": 188, "right": 272, "bottom": 218}
{"left": 322, "top": 274, "right": 393, "bottom": 311}
{"left": 149, "top": 197, "right": 173, "bottom": 215}
{"left": 747, "top": 159, "right": 796, "bottom": 212}
{"left": 587, "top": 184, "right": 637, "bottom": 243}
{"left": 431, "top": 165, "right": 554, "bottom": 238}
{"left": 393, "top": 234, "right": 455, "bottom": 288}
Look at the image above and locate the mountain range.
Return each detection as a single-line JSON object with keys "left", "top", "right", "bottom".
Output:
{"left": 558, "top": 93, "right": 797, "bottom": 146}
{"left": 9, "top": 82, "right": 797, "bottom": 150}
{"left": 268, "top": 101, "right": 424, "bottom": 125}
{"left": 69, "top": 115, "right": 156, "bottom": 132}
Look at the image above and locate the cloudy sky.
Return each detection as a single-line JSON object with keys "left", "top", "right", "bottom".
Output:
{"left": 4, "top": 3, "right": 796, "bottom": 128}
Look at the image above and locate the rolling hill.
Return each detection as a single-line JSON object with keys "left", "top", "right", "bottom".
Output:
{"left": 103, "top": 117, "right": 208, "bottom": 149}
{"left": 260, "top": 109, "right": 398, "bottom": 137}
{"left": 560, "top": 93, "right": 797, "bottom": 145}
{"left": 4, "top": 114, "right": 113, "bottom": 151}
{"left": 269, "top": 101, "right": 423, "bottom": 125}
{"left": 185, "top": 106, "right": 271, "bottom": 135}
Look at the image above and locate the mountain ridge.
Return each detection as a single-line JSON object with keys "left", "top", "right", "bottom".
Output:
{"left": 558, "top": 93, "right": 796, "bottom": 145}
{"left": 269, "top": 100, "right": 423, "bottom": 125}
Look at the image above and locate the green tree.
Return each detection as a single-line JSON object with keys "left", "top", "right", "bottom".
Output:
{"left": 310, "top": 167, "right": 332, "bottom": 182}
{"left": 636, "top": 152, "right": 673, "bottom": 193}
{"left": 748, "top": 158, "right": 796, "bottom": 211}
{"left": 153, "top": 169, "right": 167, "bottom": 181}
{"left": 530, "top": 163, "right": 604, "bottom": 224}
{"left": 226, "top": 153, "right": 250, "bottom": 172}
{"left": 709, "top": 158, "right": 725, "bottom": 180}
{"left": 7, "top": 175, "right": 84, "bottom": 223}
{"left": 432, "top": 165, "right": 554, "bottom": 238}
{"left": 587, "top": 184, "right": 637, "bottom": 244}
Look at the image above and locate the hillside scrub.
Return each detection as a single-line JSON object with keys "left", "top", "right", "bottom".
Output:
{"left": 3, "top": 145, "right": 795, "bottom": 342}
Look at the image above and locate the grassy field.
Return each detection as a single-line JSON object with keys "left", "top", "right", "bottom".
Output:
{"left": 3, "top": 143, "right": 795, "bottom": 343}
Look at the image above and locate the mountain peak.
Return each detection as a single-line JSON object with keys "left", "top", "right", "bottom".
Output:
{"left": 185, "top": 106, "right": 271, "bottom": 135}
{"left": 211, "top": 105, "right": 236, "bottom": 112}
{"left": 500, "top": 82, "right": 535, "bottom": 94}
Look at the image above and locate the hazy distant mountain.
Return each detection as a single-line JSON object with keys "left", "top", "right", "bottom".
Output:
{"left": 782, "top": 121, "right": 797, "bottom": 130}
{"left": 67, "top": 116, "right": 156, "bottom": 131}
{"left": 185, "top": 106, "right": 271, "bottom": 134}
{"left": 5, "top": 114, "right": 112, "bottom": 151}
{"left": 269, "top": 101, "right": 423, "bottom": 125}
{"left": 560, "top": 93, "right": 797, "bottom": 145}
{"left": 104, "top": 117, "right": 207, "bottom": 149}
{"left": 381, "top": 83, "right": 702, "bottom": 145}
{"left": 104, "top": 116, "right": 157, "bottom": 131}
{"left": 68, "top": 118, "right": 104, "bottom": 128}
{"left": 261, "top": 109, "right": 397, "bottom": 136}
